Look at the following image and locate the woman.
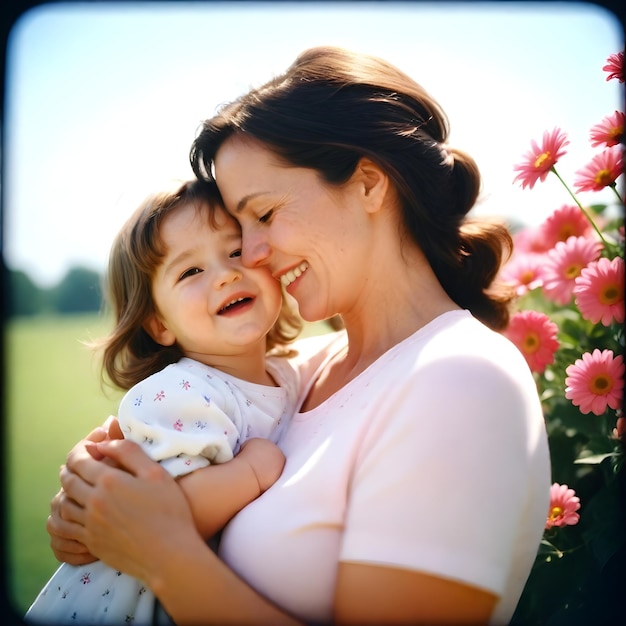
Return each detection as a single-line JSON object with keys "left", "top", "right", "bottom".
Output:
{"left": 47, "top": 46, "right": 550, "bottom": 625}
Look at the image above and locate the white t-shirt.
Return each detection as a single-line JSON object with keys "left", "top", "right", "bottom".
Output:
{"left": 219, "top": 310, "right": 550, "bottom": 625}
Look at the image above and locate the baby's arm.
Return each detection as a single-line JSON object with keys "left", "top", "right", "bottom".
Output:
{"left": 117, "top": 364, "right": 285, "bottom": 540}
{"left": 177, "top": 438, "right": 285, "bottom": 538}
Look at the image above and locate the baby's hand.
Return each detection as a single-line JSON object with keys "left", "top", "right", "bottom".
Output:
{"left": 238, "top": 438, "right": 286, "bottom": 493}
{"left": 103, "top": 415, "right": 124, "bottom": 440}
{"left": 85, "top": 416, "right": 125, "bottom": 464}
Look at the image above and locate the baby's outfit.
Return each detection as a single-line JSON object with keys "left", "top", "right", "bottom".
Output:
{"left": 24, "top": 355, "right": 298, "bottom": 625}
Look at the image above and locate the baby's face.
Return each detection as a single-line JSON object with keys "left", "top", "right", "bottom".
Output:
{"left": 147, "top": 201, "right": 283, "bottom": 363}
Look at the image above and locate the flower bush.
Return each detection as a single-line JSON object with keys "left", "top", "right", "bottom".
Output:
{"left": 505, "top": 51, "right": 625, "bottom": 625}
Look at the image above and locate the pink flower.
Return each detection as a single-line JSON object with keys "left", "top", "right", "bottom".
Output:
{"left": 499, "top": 252, "right": 545, "bottom": 296}
{"left": 512, "top": 226, "right": 553, "bottom": 255}
{"left": 542, "top": 236, "right": 603, "bottom": 305}
{"left": 573, "top": 145, "right": 623, "bottom": 193}
{"left": 574, "top": 256, "right": 625, "bottom": 325}
{"left": 503, "top": 310, "right": 559, "bottom": 374}
{"left": 589, "top": 111, "right": 625, "bottom": 148}
{"left": 602, "top": 51, "right": 624, "bottom": 83}
{"left": 513, "top": 127, "right": 570, "bottom": 189}
{"left": 546, "top": 483, "right": 581, "bottom": 529}
{"left": 538, "top": 205, "right": 593, "bottom": 247}
{"left": 614, "top": 415, "right": 626, "bottom": 440}
{"left": 565, "top": 349, "right": 625, "bottom": 415}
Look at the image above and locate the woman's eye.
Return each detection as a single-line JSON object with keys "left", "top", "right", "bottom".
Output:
{"left": 258, "top": 209, "right": 273, "bottom": 224}
{"left": 229, "top": 249, "right": 242, "bottom": 258}
{"left": 179, "top": 267, "right": 202, "bottom": 281}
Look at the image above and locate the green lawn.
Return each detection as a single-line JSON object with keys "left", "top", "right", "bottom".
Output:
{"left": 4, "top": 313, "right": 123, "bottom": 617}
{"left": 4, "top": 313, "right": 332, "bottom": 618}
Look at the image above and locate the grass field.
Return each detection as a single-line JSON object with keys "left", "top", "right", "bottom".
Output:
{"left": 4, "top": 312, "right": 332, "bottom": 619}
{"left": 4, "top": 313, "right": 124, "bottom": 617}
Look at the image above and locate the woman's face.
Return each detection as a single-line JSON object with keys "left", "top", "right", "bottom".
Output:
{"left": 214, "top": 135, "right": 375, "bottom": 323}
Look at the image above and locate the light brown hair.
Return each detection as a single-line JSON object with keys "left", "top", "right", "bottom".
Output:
{"left": 95, "top": 179, "right": 301, "bottom": 390}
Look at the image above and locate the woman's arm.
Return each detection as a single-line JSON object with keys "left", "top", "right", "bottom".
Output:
{"left": 61, "top": 437, "right": 300, "bottom": 625}
{"left": 52, "top": 428, "right": 496, "bottom": 625}
{"left": 62, "top": 437, "right": 494, "bottom": 625}
{"left": 335, "top": 563, "right": 497, "bottom": 625}
{"left": 49, "top": 430, "right": 284, "bottom": 554}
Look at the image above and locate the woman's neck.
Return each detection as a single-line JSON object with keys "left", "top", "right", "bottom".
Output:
{"left": 301, "top": 257, "right": 459, "bottom": 413}
{"left": 341, "top": 249, "right": 459, "bottom": 367}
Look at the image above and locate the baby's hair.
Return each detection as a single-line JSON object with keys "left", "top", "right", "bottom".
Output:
{"left": 94, "top": 178, "right": 301, "bottom": 391}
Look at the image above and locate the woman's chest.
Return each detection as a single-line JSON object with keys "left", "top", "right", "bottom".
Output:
{"left": 219, "top": 412, "right": 359, "bottom": 622}
{"left": 299, "top": 356, "right": 348, "bottom": 412}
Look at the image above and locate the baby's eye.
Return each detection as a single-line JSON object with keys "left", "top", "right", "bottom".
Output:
{"left": 179, "top": 267, "right": 202, "bottom": 281}
{"left": 229, "top": 249, "right": 242, "bottom": 259}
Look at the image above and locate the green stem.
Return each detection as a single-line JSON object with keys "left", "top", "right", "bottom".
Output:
{"left": 540, "top": 536, "right": 586, "bottom": 559}
{"left": 609, "top": 182, "right": 624, "bottom": 204}
{"left": 551, "top": 166, "right": 608, "bottom": 246}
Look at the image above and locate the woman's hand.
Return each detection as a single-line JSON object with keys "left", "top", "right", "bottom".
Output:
{"left": 62, "top": 437, "right": 198, "bottom": 584}
{"left": 47, "top": 417, "right": 123, "bottom": 565}
{"left": 54, "top": 431, "right": 300, "bottom": 625}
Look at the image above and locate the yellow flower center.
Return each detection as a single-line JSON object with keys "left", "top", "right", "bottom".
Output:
{"left": 594, "top": 168, "right": 613, "bottom": 186}
{"left": 548, "top": 506, "right": 563, "bottom": 520}
{"left": 600, "top": 282, "right": 623, "bottom": 305}
{"left": 534, "top": 152, "right": 551, "bottom": 169}
{"left": 590, "top": 374, "right": 612, "bottom": 395}
{"left": 564, "top": 263, "right": 582, "bottom": 279}
{"left": 523, "top": 332, "right": 540, "bottom": 354}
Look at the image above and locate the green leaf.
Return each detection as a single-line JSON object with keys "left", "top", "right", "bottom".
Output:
{"left": 586, "top": 203, "right": 608, "bottom": 215}
{"left": 574, "top": 452, "right": 619, "bottom": 465}
{"left": 537, "top": 537, "right": 564, "bottom": 558}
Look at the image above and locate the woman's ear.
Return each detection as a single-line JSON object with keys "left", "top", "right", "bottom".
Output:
{"left": 353, "top": 157, "right": 390, "bottom": 214}
{"left": 143, "top": 313, "right": 176, "bottom": 347}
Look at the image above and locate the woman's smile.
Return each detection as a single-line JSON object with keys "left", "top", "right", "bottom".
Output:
{"left": 279, "top": 261, "right": 309, "bottom": 288}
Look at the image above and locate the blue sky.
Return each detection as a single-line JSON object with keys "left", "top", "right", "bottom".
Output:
{"left": 3, "top": 1, "right": 623, "bottom": 286}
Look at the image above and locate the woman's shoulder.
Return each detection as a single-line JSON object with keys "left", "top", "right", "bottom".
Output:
{"left": 383, "top": 311, "right": 534, "bottom": 394}
{"left": 441, "top": 312, "right": 530, "bottom": 368}
{"left": 407, "top": 310, "right": 525, "bottom": 363}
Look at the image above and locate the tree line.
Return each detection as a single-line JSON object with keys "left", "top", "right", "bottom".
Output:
{"left": 4, "top": 264, "right": 103, "bottom": 318}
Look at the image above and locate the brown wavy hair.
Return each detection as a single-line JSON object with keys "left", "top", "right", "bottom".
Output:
{"left": 190, "top": 46, "right": 514, "bottom": 330}
{"left": 95, "top": 178, "right": 302, "bottom": 391}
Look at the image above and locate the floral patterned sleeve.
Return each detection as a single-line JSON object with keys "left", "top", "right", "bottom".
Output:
{"left": 117, "top": 362, "right": 243, "bottom": 478}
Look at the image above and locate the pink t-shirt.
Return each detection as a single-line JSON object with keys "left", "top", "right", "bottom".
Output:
{"left": 219, "top": 310, "right": 550, "bottom": 625}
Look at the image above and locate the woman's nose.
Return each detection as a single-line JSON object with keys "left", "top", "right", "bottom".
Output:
{"left": 241, "top": 233, "right": 271, "bottom": 268}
